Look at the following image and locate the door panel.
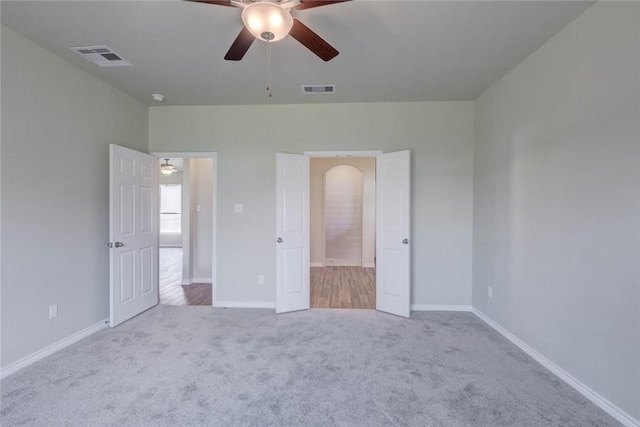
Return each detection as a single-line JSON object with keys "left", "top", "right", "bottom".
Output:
{"left": 119, "top": 250, "right": 135, "bottom": 303}
{"left": 140, "top": 246, "right": 154, "bottom": 295}
{"left": 110, "top": 144, "right": 159, "bottom": 327}
{"left": 283, "top": 247, "right": 304, "bottom": 294}
{"left": 276, "top": 153, "right": 310, "bottom": 314}
{"left": 284, "top": 187, "right": 304, "bottom": 232}
{"left": 376, "top": 150, "right": 411, "bottom": 318}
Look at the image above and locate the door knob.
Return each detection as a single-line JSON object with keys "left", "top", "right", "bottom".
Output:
{"left": 277, "top": 237, "right": 283, "bottom": 243}
{"left": 115, "top": 242, "right": 124, "bottom": 248}
{"left": 402, "top": 238, "right": 410, "bottom": 244}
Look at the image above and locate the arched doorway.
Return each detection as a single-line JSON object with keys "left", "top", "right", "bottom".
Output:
{"left": 324, "top": 165, "right": 364, "bottom": 266}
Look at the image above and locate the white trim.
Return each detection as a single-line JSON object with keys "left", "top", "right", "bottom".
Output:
{"left": 181, "top": 278, "right": 212, "bottom": 285}
{"left": 214, "top": 301, "right": 276, "bottom": 309}
{"left": 310, "top": 262, "right": 324, "bottom": 267}
{"left": 363, "top": 262, "right": 376, "bottom": 268}
{"left": 411, "top": 304, "right": 472, "bottom": 312}
{"left": 305, "top": 150, "right": 383, "bottom": 158}
{"left": 152, "top": 151, "right": 217, "bottom": 159}
{"left": 0, "top": 319, "right": 109, "bottom": 379}
{"left": 472, "top": 308, "right": 640, "bottom": 427}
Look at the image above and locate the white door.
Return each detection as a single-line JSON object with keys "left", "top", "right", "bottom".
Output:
{"left": 275, "top": 153, "right": 310, "bottom": 313}
{"left": 109, "top": 144, "right": 159, "bottom": 327}
{"left": 376, "top": 150, "right": 411, "bottom": 318}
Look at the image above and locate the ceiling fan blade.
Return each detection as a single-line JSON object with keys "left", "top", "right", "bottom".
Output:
{"left": 224, "top": 26, "right": 255, "bottom": 61}
{"left": 289, "top": 19, "right": 339, "bottom": 62}
{"left": 294, "top": 0, "right": 350, "bottom": 11}
{"left": 184, "top": 0, "right": 236, "bottom": 7}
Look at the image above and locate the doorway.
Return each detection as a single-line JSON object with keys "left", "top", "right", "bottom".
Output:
{"left": 309, "top": 156, "right": 376, "bottom": 309}
{"left": 153, "top": 153, "right": 217, "bottom": 306}
{"left": 275, "top": 150, "right": 410, "bottom": 317}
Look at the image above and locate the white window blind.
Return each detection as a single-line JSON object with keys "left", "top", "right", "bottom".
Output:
{"left": 160, "top": 184, "right": 181, "bottom": 233}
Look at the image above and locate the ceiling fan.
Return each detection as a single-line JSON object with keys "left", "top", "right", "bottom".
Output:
{"left": 186, "top": 0, "right": 350, "bottom": 62}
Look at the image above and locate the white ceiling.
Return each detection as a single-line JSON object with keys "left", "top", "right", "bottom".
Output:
{"left": 2, "top": 0, "right": 594, "bottom": 106}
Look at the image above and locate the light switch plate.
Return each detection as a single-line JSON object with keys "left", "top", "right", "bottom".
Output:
{"left": 234, "top": 204, "right": 243, "bottom": 213}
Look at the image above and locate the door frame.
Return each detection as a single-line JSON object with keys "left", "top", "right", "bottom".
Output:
{"left": 278, "top": 150, "right": 411, "bottom": 315}
{"left": 307, "top": 151, "right": 382, "bottom": 269}
{"left": 152, "top": 152, "right": 218, "bottom": 306}
{"left": 304, "top": 150, "right": 384, "bottom": 268}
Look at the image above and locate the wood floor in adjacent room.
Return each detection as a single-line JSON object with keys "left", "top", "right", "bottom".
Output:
{"left": 311, "top": 266, "right": 375, "bottom": 309}
{"left": 160, "top": 248, "right": 212, "bottom": 306}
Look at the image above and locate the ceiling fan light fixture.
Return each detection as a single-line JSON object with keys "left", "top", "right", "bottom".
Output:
{"left": 160, "top": 158, "right": 176, "bottom": 175}
{"left": 241, "top": 2, "right": 293, "bottom": 42}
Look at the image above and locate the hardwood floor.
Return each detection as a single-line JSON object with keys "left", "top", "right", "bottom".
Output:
{"left": 311, "top": 266, "right": 375, "bottom": 309}
{"left": 159, "top": 248, "right": 212, "bottom": 306}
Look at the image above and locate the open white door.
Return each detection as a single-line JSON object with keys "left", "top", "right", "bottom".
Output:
{"left": 376, "top": 150, "right": 411, "bottom": 318}
{"left": 275, "top": 153, "right": 310, "bottom": 314}
{"left": 109, "top": 144, "right": 159, "bottom": 327}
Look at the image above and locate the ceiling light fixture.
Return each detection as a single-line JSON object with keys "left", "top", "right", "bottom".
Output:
{"left": 241, "top": 1, "right": 294, "bottom": 42}
{"left": 240, "top": 1, "right": 294, "bottom": 98}
{"left": 160, "top": 158, "right": 176, "bottom": 175}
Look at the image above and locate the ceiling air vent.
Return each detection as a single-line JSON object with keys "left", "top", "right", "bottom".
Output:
{"left": 70, "top": 45, "right": 132, "bottom": 68}
{"left": 302, "top": 85, "right": 335, "bottom": 95}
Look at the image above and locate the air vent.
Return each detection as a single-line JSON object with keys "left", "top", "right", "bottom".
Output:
{"left": 302, "top": 85, "right": 335, "bottom": 95}
{"left": 70, "top": 45, "right": 132, "bottom": 68}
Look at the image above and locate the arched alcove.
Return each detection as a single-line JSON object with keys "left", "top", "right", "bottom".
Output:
{"left": 324, "top": 165, "right": 364, "bottom": 266}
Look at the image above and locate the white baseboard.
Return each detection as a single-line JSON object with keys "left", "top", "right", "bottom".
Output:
{"left": 182, "top": 278, "right": 212, "bottom": 285}
{"left": 0, "top": 318, "right": 109, "bottom": 380}
{"left": 472, "top": 308, "right": 639, "bottom": 427}
{"left": 214, "top": 300, "right": 275, "bottom": 309}
{"left": 363, "top": 263, "right": 376, "bottom": 268}
{"left": 310, "top": 262, "right": 324, "bottom": 267}
{"left": 411, "top": 304, "right": 472, "bottom": 312}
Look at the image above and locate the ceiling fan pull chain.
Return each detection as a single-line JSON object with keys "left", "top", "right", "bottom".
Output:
{"left": 266, "top": 41, "right": 272, "bottom": 98}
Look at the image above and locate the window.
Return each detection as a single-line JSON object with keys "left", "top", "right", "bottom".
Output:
{"left": 160, "top": 184, "right": 181, "bottom": 233}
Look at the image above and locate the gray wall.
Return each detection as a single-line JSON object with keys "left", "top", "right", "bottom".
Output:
{"left": 191, "top": 158, "right": 214, "bottom": 282}
{"left": 1, "top": 26, "right": 149, "bottom": 367}
{"left": 473, "top": 2, "right": 639, "bottom": 420}
{"left": 149, "top": 102, "right": 474, "bottom": 306}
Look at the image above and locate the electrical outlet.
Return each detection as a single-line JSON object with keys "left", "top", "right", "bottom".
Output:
{"left": 488, "top": 287, "right": 493, "bottom": 298}
{"left": 49, "top": 304, "right": 58, "bottom": 319}
{"left": 258, "top": 275, "right": 265, "bottom": 285}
